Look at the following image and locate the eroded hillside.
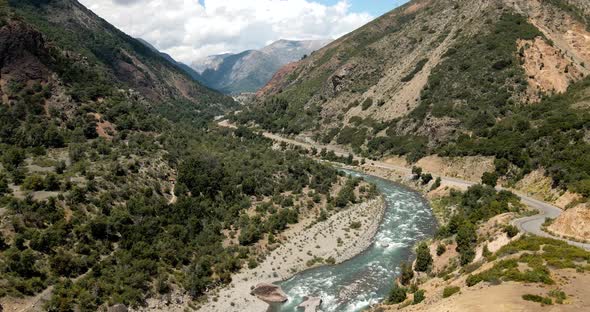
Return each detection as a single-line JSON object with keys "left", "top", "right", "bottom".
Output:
{"left": 237, "top": 0, "right": 590, "bottom": 207}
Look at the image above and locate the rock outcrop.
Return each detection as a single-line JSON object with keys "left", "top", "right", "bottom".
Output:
{"left": 250, "top": 283, "right": 288, "bottom": 303}
{"left": 298, "top": 296, "right": 322, "bottom": 312}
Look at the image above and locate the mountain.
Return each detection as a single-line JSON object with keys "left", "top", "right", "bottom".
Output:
{"left": 192, "top": 39, "right": 331, "bottom": 94}
{"left": 242, "top": 0, "right": 590, "bottom": 196}
{"left": 136, "top": 38, "right": 203, "bottom": 82}
{"left": 0, "top": 0, "right": 355, "bottom": 310}
{"left": 235, "top": 1, "right": 590, "bottom": 310}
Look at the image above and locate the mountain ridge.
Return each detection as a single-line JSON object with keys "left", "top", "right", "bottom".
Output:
{"left": 192, "top": 39, "right": 331, "bottom": 94}
{"left": 135, "top": 38, "right": 203, "bottom": 82}
{"left": 237, "top": 0, "right": 590, "bottom": 212}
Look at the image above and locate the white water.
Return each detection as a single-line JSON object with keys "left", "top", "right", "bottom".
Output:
{"left": 270, "top": 170, "right": 437, "bottom": 312}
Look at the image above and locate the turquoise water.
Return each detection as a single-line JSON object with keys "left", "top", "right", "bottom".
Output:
{"left": 269, "top": 170, "right": 437, "bottom": 312}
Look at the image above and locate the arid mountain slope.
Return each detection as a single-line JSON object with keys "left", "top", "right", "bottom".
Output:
{"left": 2, "top": 0, "right": 234, "bottom": 115}
{"left": 240, "top": 0, "right": 590, "bottom": 202}
{"left": 257, "top": 0, "right": 588, "bottom": 129}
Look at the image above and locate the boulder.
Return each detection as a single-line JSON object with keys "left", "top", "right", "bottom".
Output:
{"left": 298, "top": 296, "right": 322, "bottom": 312}
{"left": 251, "top": 283, "right": 288, "bottom": 303}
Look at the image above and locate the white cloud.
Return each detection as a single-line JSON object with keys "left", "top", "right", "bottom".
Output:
{"left": 79, "top": 0, "right": 373, "bottom": 63}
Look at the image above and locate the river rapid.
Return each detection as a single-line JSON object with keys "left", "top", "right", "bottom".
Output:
{"left": 269, "top": 170, "right": 437, "bottom": 312}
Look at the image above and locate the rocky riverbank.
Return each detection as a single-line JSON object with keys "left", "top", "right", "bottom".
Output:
{"left": 134, "top": 197, "right": 385, "bottom": 312}
{"left": 197, "top": 196, "right": 386, "bottom": 312}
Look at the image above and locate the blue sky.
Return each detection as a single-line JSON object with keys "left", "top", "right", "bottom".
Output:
{"left": 319, "top": 0, "right": 410, "bottom": 16}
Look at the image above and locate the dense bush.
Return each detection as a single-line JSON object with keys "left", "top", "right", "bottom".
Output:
{"left": 412, "top": 13, "right": 542, "bottom": 126}
{"left": 439, "top": 77, "right": 590, "bottom": 196}
{"left": 388, "top": 286, "right": 407, "bottom": 304}
{"left": 415, "top": 242, "right": 433, "bottom": 272}
{"left": 442, "top": 286, "right": 460, "bottom": 298}
{"left": 399, "top": 261, "right": 414, "bottom": 285}
{"left": 401, "top": 58, "right": 428, "bottom": 82}
{"left": 522, "top": 294, "right": 552, "bottom": 305}
{"left": 436, "top": 244, "right": 446, "bottom": 256}
{"left": 504, "top": 225, "right": 519, "bottom": 238}
{"left": 456, "top": 221, "right": 476, "bottom": 265}
{"left": 481, "top": 172, "right": 498, "bottom": 187}
{"left": 412, "top": 289, "right": 425, "bottom": 304}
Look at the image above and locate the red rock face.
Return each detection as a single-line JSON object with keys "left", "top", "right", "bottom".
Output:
{"left": 0, "top": 21, "right": 51, "bottom": 82}
{"left": 256, "top": 61, "right": 299, "bottom": 97}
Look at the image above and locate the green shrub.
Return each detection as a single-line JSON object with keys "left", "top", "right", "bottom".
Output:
{"left": 362, "top": 98, "right": 373, "bottom": 110}
{"left": 504, "top": 225, "right": 519, "bottom": 238}
{"left": 388, "top": 286, "right": 407, "bottom": 304}
{"left": 421, "top": 173, "right": 433, "bottom": 185}
{"left": 442, "top": 286, "right": 460, "bottom": 298}
{"left": 412, "top": 289, "right": 425, "bottom": 304}
{"left": 412, "top": 166, "right": 423, "bottom": 180}
{"left": 415, "top": 242, "right": 433, "bottom": 272}
{"left": 430, "top": 177, "right": 441, "bottom": 190}
{"left": 350, "top": 221, "right": 362, "bottom": 229}
{"left": 401, "top": 58, "right": 428, "bottom": 82}
{"left": 399, "top": 261, "right": 414, "bottom": 285}
{"left": 522, "top": 294, "right": 552, "bottom": 305}
{"left": 22, "top": 175, "right": 45, "bottom": 191}
{"left": 482, "top": 172, "right": 498, "bottom": 187}
{"left": 436, "top": 244, "right": 446, "bottom": 256}
{"left": 548, "top": 289, "right": 566, "bottom": 304}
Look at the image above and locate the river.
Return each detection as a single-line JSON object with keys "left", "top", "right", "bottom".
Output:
{"left": 269, "top": 170, "right": 438, "bottom": 312}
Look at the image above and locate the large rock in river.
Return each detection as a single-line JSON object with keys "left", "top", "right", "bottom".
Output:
{"left": 251, "top": 283, "right": 288, "bottom": 303}
{"left": 298, "top": 296, "right": 322, "bottom": 312}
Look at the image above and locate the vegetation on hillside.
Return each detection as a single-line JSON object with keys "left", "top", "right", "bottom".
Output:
{"left": 466, "top": 236, "right": 590, "bottom": 287}
{"left": 440, "top": 77, "right": 590, "bottom": 196}
{"left": 241, "top": 6, "right": 590, "bottom": 201}
{"left": 0, "top": 1, "right": 368, "bottom": 310}
{"left": 434, "top": 185, "right": 523, "bottom": 266}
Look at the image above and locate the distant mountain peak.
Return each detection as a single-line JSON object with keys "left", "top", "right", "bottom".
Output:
{"left": 191, "top": 39, "right": 331, "bottom": 94}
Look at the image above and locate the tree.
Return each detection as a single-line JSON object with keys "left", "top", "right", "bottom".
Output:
{"left": 482, "top": 172, "right": 499, "bottom": 187}
{"left": 0, "top": 232, "right": 7, "bottom": 250}
{"left": 238, "top": 223, "right": 261, "bottom": 245}
{"left": 2, "top": 147, "right": 25, "bottom": 171}
{"left": 456, "top": 221, "right": 477, "bottom": 265}
{"left": 68, "top": 144, "right": 85, "bottom": 163}
{"left": 44, "top": 173, "right": 60, "bottom": 191}
{"left": 504, "top": 224, "right": 518, "bottom": 238}
{"left": 412, "top": 166, "right": 423, "bottom": 180}
{"left": 414, "top": 242, "right": 432, "bottom": 272}
{"left": 43, "top": 124, "right": 64, "bottom": 148}
{"left": 413, "top": 289, "right": 425, "bottom": 305}
{"left": 399, "top": 261, "right": 414, "bottom": 285}
{"left": 431, "top": 177, "right": 441, "bottom": 190}
{"left": 55, "top": 161, "right": 66, "bottom": 174}
{"left": 178, "top": 154, "right": 226, "bottom": 198}
{"left": 388, "top": 286, "right": 407, "bottom": 304}
{"left": 6, "top": 248, "right": 39, "bottom": 277}
{"left": 0, "top": 175, "right": 9, "bottom": 196}
{"left": 185, "top": 260, "right": 212, "bottom": 298}
{"left": 421, "top": 173, "right": 433, "bottom": 185}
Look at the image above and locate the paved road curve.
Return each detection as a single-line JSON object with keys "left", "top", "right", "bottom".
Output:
{"left": 220, "top": 122, "right": 590, "bottom": 251}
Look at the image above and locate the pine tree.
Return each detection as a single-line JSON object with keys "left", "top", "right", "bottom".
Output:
{"left": 414, "top": 242, "right": 433, "bottom": 272}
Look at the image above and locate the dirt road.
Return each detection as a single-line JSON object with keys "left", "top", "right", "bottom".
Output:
{"left": 219, "top": 121, "right": 590, "bottom": 250}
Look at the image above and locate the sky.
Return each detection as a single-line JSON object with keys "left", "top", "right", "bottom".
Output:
{"left": 79, "top": 0, "right": 409, "bottom": 64}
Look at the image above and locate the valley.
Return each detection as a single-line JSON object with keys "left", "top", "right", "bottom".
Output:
{"left": 1, "top": 0, "right": 590, "bottom": 311}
